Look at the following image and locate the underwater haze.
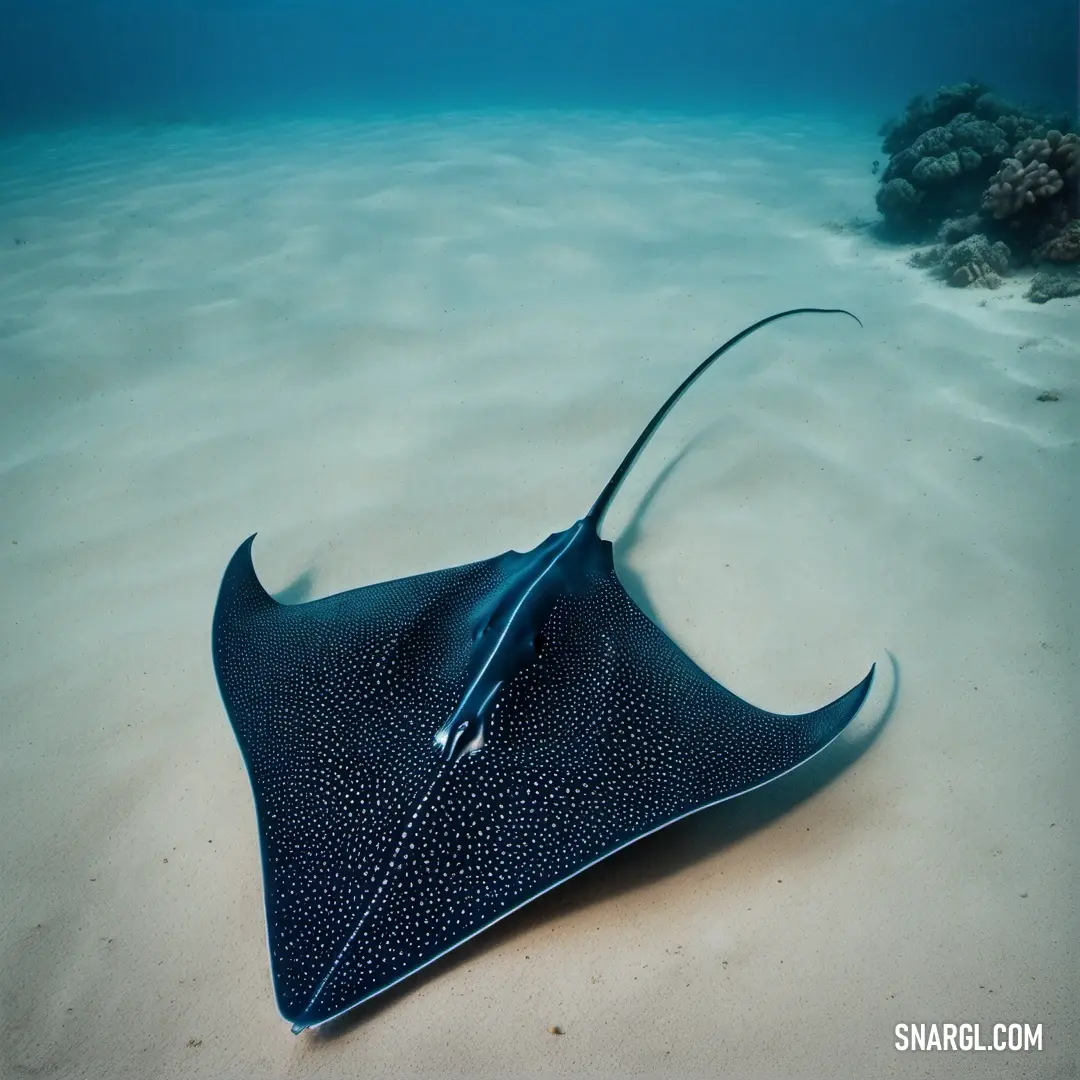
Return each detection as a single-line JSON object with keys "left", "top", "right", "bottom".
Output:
{"left": 0, "top": 0, "right": 1076, "bottom": 126}
{"left": 1, "top": 2, "right": 1078, "bottom": 1080}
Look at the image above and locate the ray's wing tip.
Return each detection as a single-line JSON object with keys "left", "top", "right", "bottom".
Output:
{"left": 816, "top": 660, "right": 876, "bottom": 738}
{"left": 220, "top": 532, "right": 271, "bottom": 591}
{"left": 850, "top": 661, "right": 876, "bottom": 713}
{"left": 212, "top": 530, "right": 279, "bottom": 649}
{"left": 220, "top": 532, "right": 259, "bottom": 577}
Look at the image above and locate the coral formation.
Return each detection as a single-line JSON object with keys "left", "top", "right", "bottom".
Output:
{"left": 907, "top": 247, "right": 943, "bottom": 270}
{"left": 876, "top": 177, "right": 922, "bottom": 223}
{"left": 879, "top": 82, "right": 989, "bottom": 156}
{"left": 984, "top": 158, "right": 1063, "bottom": 218}
{"left": 1016, "top": 130, "right": 1080, "bottom": 182}
{"left": 1035, "top": 219, "right": 1080, "bottom": 262}
{"left": 873, "top": 83, "right": 1080, "bottom": 301}
{"left": 1026, "top": 271, "right": 1080, "bottom": 303}
{"left": 875, "top": 107, "right": 1011, "bottom": 231}
{"left": 941, "top": 235, "right": 1010, "bottom": 288}
{"left": 936, "top": 213, "right": 982, "bottom": 244}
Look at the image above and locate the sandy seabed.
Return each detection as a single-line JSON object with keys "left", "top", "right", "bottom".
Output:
{"left": 0, "top": 111, "right": 1076, "bottom": 1079}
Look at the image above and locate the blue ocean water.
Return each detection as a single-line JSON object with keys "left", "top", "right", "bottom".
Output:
{"left": 2, "top": 1, "right": 1079, "bottom": 1074}
{"left": 0, "top": 0, "right": 1074, "bottom": 129}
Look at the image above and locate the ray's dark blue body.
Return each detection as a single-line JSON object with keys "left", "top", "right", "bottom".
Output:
{"left": 435, "top": 519, "right": 608, "bottom": 762}
{"left": 212, "top": 308, "right": 875, "bottom": 1031}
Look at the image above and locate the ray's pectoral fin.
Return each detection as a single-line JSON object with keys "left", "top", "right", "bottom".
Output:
{"left": 212, "top": 306, "right": 877, "bottom": 1032}
{"left": 606, "top": 575, "right": 876, "bottom": 805}
{"left": 790, "top": 661, "right": 876, "bottom": 753}
{"left": 718, "top": 659, "right": 876, "bottom": 791}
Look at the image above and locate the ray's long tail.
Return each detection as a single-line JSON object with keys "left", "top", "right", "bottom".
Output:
{"left": 585, "top": 307, "right": 862, "bottom": 532}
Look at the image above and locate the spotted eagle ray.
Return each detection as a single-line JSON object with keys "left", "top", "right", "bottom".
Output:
{"left": 212, "top": 306, "right": 874, "bottom": 1032}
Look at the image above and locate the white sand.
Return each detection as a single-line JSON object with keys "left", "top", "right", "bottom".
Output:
{"left": 0, "top": 112, "right": 1075, "bottom": 1079}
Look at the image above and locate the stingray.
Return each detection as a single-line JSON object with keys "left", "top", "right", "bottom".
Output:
{"left": 212, "top": 306, "right": 875, "bottom": 1033}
